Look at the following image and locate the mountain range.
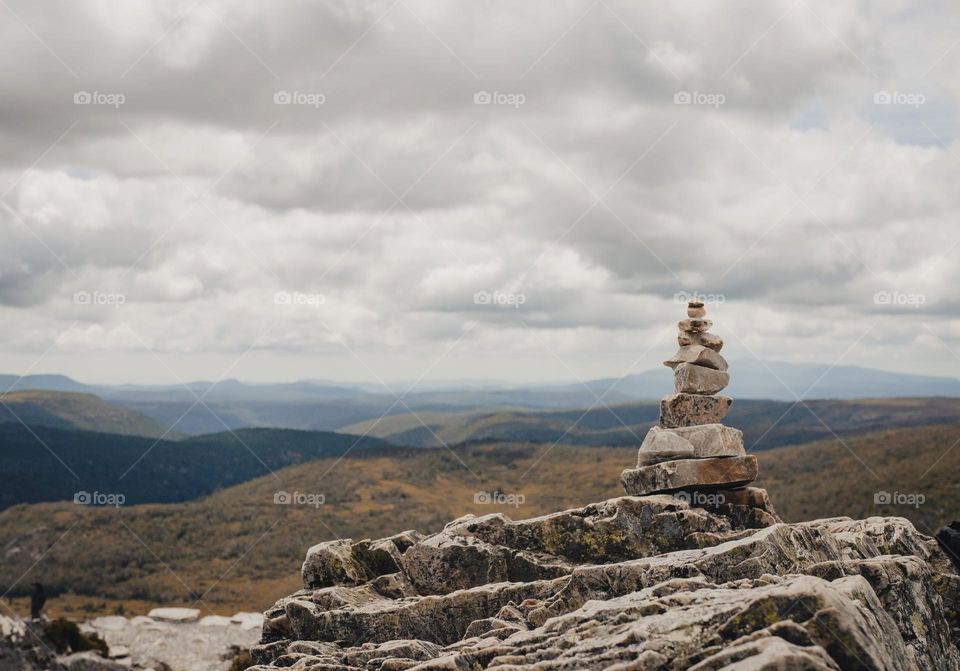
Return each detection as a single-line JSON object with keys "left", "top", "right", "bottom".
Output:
{"left": 2, "top": 360, "right": 960, "bottom": 435}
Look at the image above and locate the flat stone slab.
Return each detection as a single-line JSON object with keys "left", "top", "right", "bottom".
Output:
{"left": 674, "top": 362, "right": 730, "bottom": 394}
{"left": 663, "top": 345, "right": 728, "bottom": 371}
{"left": 660, "top": 393, "right": 732, "bottom": 427}
{"left": 637, "top": 424, "right": 744, "bottom": 465}
{"left": 147, "top": 607, "right": 200, "bottom": 623}
{"left": 621, "top": 455, "right": 758, "bottom": 496}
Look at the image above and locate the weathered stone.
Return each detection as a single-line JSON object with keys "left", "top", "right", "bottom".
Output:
{"left": 637, "top": 424, "right": 744, "bottom": 465}
{"left": 687, "top": 301, "right": 706, "bottom": 318}
{"left": 660, "top": 393, "right": 732, "bottom": 427}
{"left": 674, "top": 362, "right": 730, "bottom": 394}
{"left": 302, "top": 539, "right": 368, "bottom": 588}
{"left": 59, "top": 651, "right": 127, "bottom": 671}
{"left": 621, "top": 455, "right": 758, "bottom": 495}
{"left": 679, "top": 318, "right": 712, "bottom": 333}
{"left": 663, "top": 344, "right": 728, "bottom": 371}
{"left": 250, "top": 501, "right": 960, "bottom": 671}
{"left": 679, "top": 330, "right": 724, "bottom": 351}
{"left": 146, "top": 607, "right": 199, "bottom": 623}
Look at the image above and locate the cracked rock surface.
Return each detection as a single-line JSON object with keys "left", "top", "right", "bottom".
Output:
{"left": 247, "top": 493, "right": 960, "bottom": 670}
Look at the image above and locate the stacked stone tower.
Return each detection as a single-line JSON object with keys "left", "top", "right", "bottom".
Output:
{"left": 621, "top": 300, "right": 759, "bottom": 498}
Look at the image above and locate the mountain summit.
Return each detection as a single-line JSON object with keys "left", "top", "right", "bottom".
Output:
{"left": 246, "top": 304, "right": 960, "bottom": 669}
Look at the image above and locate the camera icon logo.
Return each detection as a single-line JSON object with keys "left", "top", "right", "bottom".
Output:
{"left": 274, "top": 91, "right": 292, "bottom": 105}
{"left": 274, "top": 491, "right": 292, "bottom": 504}
{"left": 73, "top": 291, "right": 92, "bottom": 305}
{"left": 674, "top": 91, "right": 692, "bottom": 105}
{"left": 273, "top": 291, "right": 292, "bottom": 305}
{"left": 74, "top": 91, "right": 92, "bottom": 105}
{"left": 74, "top": 491, "right": 92, "bottom": 504}
{"left": 474, "top": 91, "right": 492, "bottom": 105}
{"left": 473, "top": 291, "right": 491, "bottom": 305}
{"left": 674, "top": 491, "right": 691, "bottom": 504}
{"left": 874, "top": 491, "right": 891, "bottom": 504}
{"left": 873, "top": 91, "right": 891, "bottom": 105}
{"left": 473, "top": 491, "right": 492, "bottom": 504}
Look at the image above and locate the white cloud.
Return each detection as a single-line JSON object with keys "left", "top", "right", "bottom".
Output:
{"left": 0, "top": 0, "right": 958, "bottom": 383}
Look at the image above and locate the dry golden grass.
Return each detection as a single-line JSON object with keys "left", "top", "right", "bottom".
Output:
{"left": 1, "top": 424, "right": 957, "bottom": 617}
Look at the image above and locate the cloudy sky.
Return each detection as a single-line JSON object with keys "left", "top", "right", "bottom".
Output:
{"left": 1, "top": 0, "right": 959, "bottom": 385}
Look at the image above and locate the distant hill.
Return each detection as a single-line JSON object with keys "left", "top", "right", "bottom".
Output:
{"left": 2, "top": 362, "right": 959, "bottom": 435}
{"left": 547, "top": 359, "right": 960, "bottom": 401}
{"left": 0, "top": 422, "right": 957, "bottom": 618}
{"left": 0, "top": 390, "right": 172, "bottom": 439}
{"left": 342, "top": 397, "right": 960, "bottom": 449}
{"left": 0, "top": 424, "right": 392, "bottom": 510}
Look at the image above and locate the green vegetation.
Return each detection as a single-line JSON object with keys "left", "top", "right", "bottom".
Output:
{"left": 0, "top": 391, "right": 172, "bottom": 439}
{"left": 0, "top": 424, "right": 392, "bottom": 509}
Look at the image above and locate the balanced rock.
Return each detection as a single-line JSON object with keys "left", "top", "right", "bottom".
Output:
{"left": 663, "top": 344, "right": 728, "bottom": 371}
{"left": 678, "top": 318, "right": 712, "bottom": 333}
{"left": 660, "top": 392, "right": 732, "bottom": 427}
{"left": 674, "top": 361, "right": 729, "bottom": 394}
{"left": 678, "top": 330, "right": 724, "bottom": 351}
{"left": 637, "top": 424, "right": 744, "bottom": 465}
{"left": 621, "top": 455, "right": 758, "bottom": 495}
{"left": 687, "top": 301, "right": 706, "bottom": 318}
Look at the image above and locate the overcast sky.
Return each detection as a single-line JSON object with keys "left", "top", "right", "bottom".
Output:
{"left": 1, "top": 0, "right": 959, "bottom": 386}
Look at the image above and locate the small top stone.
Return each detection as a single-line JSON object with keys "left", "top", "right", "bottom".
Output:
{"left": 687, "top": 301, "right": 706, "bottom": 318}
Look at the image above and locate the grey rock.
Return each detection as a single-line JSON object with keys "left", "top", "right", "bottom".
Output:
{"left": 679, "top": 318, "right": 712, "bottom": 333}
{"left": 250, "top": 499, "right": 960, "bottom": 671}
{"left": 58, "top": 652, "right": 126, "bottom": 671}
{"left": 621, "top": 455, "right": 758, "bottom": 495}
{"left": 663, "top": 345, "right": 728, "bottom": 371}
{"left": 660, "top": 393, "right": 732, "bottom": 428}
{"left": 678, "top": 330, "right": 724, "bottom": 351}
{"left": 675, "top": 362, "right": 730, "bottom": 394}
{"left": 637, "top": 424, "right": 744, "bottom": 465}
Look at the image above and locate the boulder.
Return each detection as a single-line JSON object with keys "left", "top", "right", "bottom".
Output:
{"left": 621, "top": 455, "right": 758, "bottom": 495}
{"left": 249, "top": 510, "right": 960, "bottom": 671}
{"left": 660, "top": 393, "right": 732, "bottom": 427}
{"left": 637, "top": 424, "right": 744, "bottom": 465}
{"left": 674, "top": 362, "right": 730, "bottom": 394}
{"left": 663, "top": 344, "right": 728, "bottom": 371}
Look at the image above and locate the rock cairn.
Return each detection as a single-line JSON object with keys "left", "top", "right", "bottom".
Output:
{"left": 621, "top": 300, "right": 762, "bottom": 502}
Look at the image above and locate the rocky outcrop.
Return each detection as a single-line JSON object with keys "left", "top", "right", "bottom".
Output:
{"left": 248, "top": 496, "right": 960, "bottom": 670}
{"left": 246, "top": 303, "right": 958, "bottom": 669}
